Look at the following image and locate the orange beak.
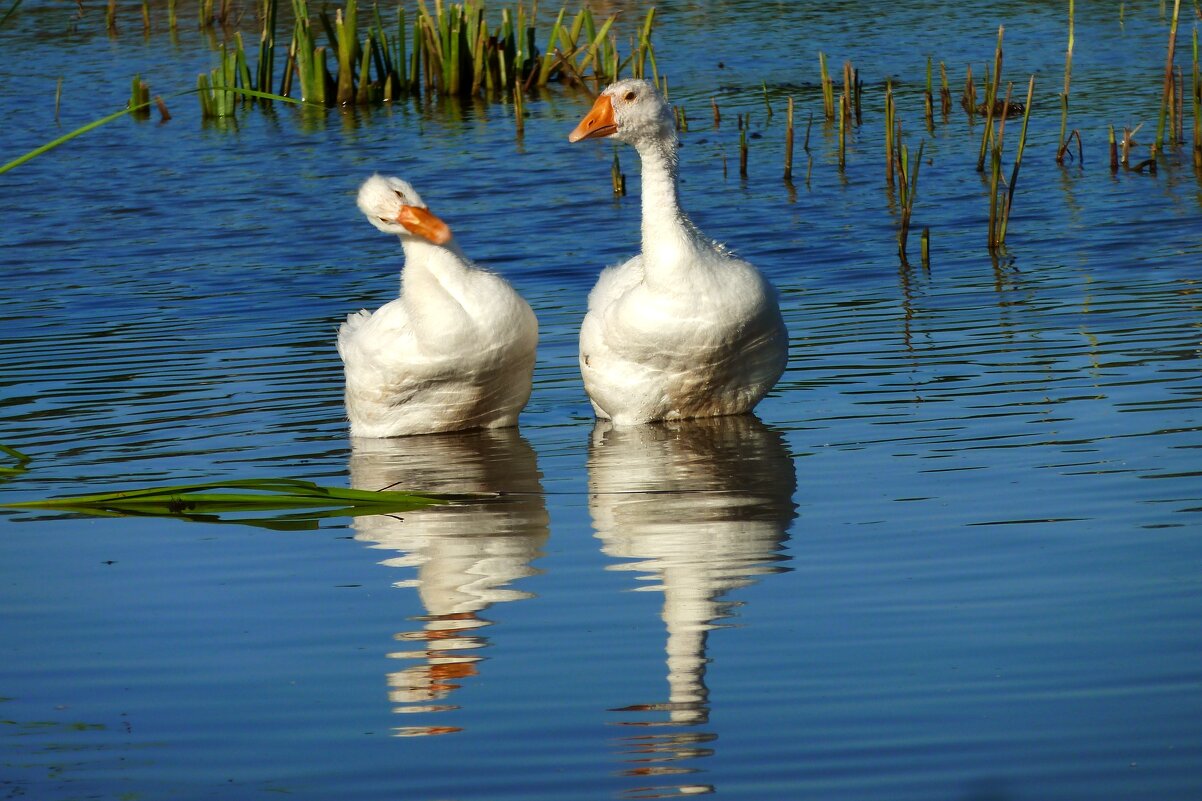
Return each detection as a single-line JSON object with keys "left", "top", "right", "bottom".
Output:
{"left": 568, "top": 93, "right": 618, "bottom": 143}
{"left": 396, "top": 205, "right": 452, "bottom": 245}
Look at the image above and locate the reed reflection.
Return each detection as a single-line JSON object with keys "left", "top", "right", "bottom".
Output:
{"left": 588, "top": 416, "right": 797, "bottom": 798}
{"left": 348, "top": 429, "right": 549, "bottom": 737}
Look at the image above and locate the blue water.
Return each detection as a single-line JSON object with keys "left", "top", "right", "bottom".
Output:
{"left": 2, "top": 1, "right": 1201, "bottom": 799}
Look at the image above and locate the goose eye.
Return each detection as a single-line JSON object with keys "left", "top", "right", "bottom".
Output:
{"left": 624, "top": 91, "right": 637, "bottom": 101}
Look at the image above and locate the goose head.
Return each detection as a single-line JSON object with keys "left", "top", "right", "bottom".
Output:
{"left": 357, "top": 174, "right": 452, "bottom": 245}
{"left": 568, "top": 79, "right": 674, "bottom": 146}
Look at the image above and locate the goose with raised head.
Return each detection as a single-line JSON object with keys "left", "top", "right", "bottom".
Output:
{"left": 337, "top": 175, "right": 538, "bottom": 438}
{"left": 568, "top": 79, "right": 788, "bottom": 425}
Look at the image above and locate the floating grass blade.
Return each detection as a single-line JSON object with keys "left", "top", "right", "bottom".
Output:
{"left": 0, "top": 443, "right": 31, "bottom": 477}
{"left": 1, "top": 478, "right": 468, "bottom": 530}
{"left": 1155, "top": 0, "right": 1182, "bottom": 154}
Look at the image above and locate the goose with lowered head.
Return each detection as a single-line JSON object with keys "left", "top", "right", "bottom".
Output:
{"left": 568, "top": 79, "right": 788, "bottom": 425}
{"left": 337, "top": 175, "right": 538, "bottom": 438}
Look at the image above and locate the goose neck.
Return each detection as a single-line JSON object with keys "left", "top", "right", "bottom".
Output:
{"left": 635, "top": 135, "right": 696, "bottom": 265}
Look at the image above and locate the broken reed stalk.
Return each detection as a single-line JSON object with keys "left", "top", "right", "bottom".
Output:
{"left": 611, "top": 150, "right": 625, "bottom": 195}
{"left": 106, "top": 0, "right": 116, "bottom": 32}
{"left": 838, "top": 90, "right": 847, "bottom": 169}
{"left": 1109, "top": 125, "right": 1119, "bottom": 171}
{"left": 1057, "top": 0, "right": 1074, "bottom": 163}
{"left": 711, "top": 96, "right": 720, "bottom": 127}
{"left": 784, "top": 96, "right": 794, "bottom": 181}
{"left": 978, "top": 26, "right": 1004, "bottom": 172}
{"left": 920, "top": 227, "right": 930, "bottom": 270}
{"left": 1154, "top": 0, "right": 1182, "bottom": 154}
{"left": 998, "top": 76, "right": 1035, "bottom": 247}
{"left": 739, "top": 125, "right": 749, "bottom": 178}
{"left": 168, "top": 0, "right": 177, "bottom": 30}
{"left": 939, "top": 61, "right": 951, "bottom": 115}
{"left": 924, "top": 56, "right": 934, "bottom": 129}
{"left": 141, "top": 0, "right": 150, "bottom": 34}
{"left": 762, "top": 81, "right": 773, "bottom": 121}
{"left": 842, "top": 60, "right": 853, "bottom": 124}
{"left": 513, "top": 85, "right": 525, "bottom": 134}
{"left": 819, "top": 51, "right": 834, "bottom": 120}
{"left": 54, "top": 77, "right": 63, "bottom": 125}
{"left": 129, "top": 74, "right": 151, "bottom": 118}
{"left": 964, "top": 64, "right": 977, "bottom": 119}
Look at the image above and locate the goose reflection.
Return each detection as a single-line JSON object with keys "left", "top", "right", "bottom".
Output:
{"left": 348, "top": 428, "right": 549, "bottom": 737}
{"left": 588, "top": 416, "right": 797, "bottom": 797}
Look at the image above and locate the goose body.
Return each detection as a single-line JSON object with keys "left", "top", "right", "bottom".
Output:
{"left": 569, "top": 79, "right": 788, "bottom": 425}
{"left": 337, "top": 175, "right": 538, "bottom": 438}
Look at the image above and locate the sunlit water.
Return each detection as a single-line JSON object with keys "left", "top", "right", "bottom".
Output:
{"left": 2, "top": 1, "right": 1201, "bottom": 799}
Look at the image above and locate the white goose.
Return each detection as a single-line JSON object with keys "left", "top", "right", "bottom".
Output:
{"left": 337, "top": 175, "right": 538, "bottom": 438}
{"left": 568, "top": 79, "right": 788, "bottom": 425}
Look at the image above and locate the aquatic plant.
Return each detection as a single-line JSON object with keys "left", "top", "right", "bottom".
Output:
{"left": 895, "top": 129, "right": 923, "bottom": 262}
{"left": 1193, "top": 26, "right": 1201, "bottom": 167}
{"left": 1154, "top": 0, "right": 1182, "bottom": 155}
{"left": 989, "top": 76, "right": 1035, "bottom": 251}
{"left": 0, "top": 478, "right": 467, "bottom": 531}
{"left": 783, "top": 96, "right": 795, "bottom": 181}
{"left": 0, "top": 0, "right": 22, "bottom": 29}
{"left": 0, "top": 444, "right": 30, "bottom": 478}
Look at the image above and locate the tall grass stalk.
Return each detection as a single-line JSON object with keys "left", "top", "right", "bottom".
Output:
{"left": 963, "top": 64, "right": 977, "bottom": 119}
{"left": 897, "top": 138, "right": 924, "bottom": 262}
{"left": 997, "top": 76, "right": 1035, "bottom": 247}
{"left": 885, "top": 79, "right": 895, "bottom": 186}
{"left": 978, "top": 26, "right": 1004, "bottom": 172}
{"left": 987, "top": 82, "right": 1014, "bottom": 250}
{"left": 1057, "top": 0, "right": 1074, "bottom": 163}
{"left": 1155, "top": 0, "right": 1182, "bottom": 154}
{"left": 1110, "top": 125, "right": 1119, "bottom": 171}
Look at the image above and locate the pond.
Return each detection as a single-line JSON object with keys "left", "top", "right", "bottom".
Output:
{"left": 2, "top": 1, "right": 1201, "bottom": 799}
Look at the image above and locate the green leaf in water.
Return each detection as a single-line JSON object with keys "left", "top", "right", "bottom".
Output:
{"left": 0, "top": 478, "right": 482, "bottom": 530}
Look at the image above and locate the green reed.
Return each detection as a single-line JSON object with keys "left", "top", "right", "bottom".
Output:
{"left": 1154, "top": 0, "right": 1182, "bottom": 154}
{"left": 129, "top": 74, "right": 151, "bottom": 118}
{"left": 996, "top": 76, "right": 1035, "bottom": 247}
{"left": 0, "top": 478, "right": 458, "bottom": 531}
{"left": 896, "top": 132, "right": 924, "bottom": 263}
{"left": 939, "top": 61, "right": 951, "bottom": 115}
{"left": 978, "top": 26, "right": 1004, "bottom": 172}
{"left": 884, "top": 79, "right": 896, "bottom": 186}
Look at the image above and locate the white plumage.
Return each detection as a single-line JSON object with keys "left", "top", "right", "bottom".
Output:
{"left": 569, "top": 79, "right": 788, "bottom": 425}
{"left": 337, "top": 175, "right": 538, "bottom": 438}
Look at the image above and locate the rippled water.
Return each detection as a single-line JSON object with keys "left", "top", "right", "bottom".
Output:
{"left": 2, "top": 1, "right": 1201, "bottom": 799}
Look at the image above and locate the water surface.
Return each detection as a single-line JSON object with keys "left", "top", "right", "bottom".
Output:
{"left": 2, "top": 2, "right": 1201, "bottom": 799}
